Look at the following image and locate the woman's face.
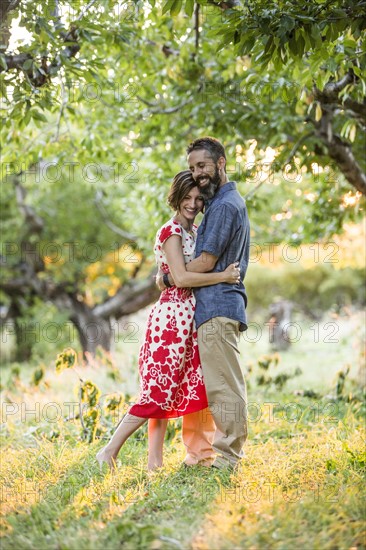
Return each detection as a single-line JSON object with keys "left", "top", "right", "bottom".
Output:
{"left": 178, "top": 186, "right": 204, "bottom": 221}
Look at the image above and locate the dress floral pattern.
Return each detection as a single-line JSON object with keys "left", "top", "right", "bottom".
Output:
{"left": 129, "top": 218, "right": 208, "bottom": 418}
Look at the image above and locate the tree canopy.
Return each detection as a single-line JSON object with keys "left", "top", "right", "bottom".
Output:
{"left": 1, "top": 0, "right": 365, "bottom": 358}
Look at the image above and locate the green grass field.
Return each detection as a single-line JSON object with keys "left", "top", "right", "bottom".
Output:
{"left": 0, "top": 310, "right": 365, "bottom": 549}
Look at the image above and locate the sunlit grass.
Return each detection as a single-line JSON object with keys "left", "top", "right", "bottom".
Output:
{"left": 193, "top": 418, "right": 365, "bottom": 549}
{"left": 1, "top": 386, "right": 365, "bottom": 549}
{"left": 0, "top": 310, "right": 365, "bottom": 549}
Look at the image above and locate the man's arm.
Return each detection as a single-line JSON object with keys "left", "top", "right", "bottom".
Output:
{"left": 185, "top": 252, "right": 218, "bottom": 273}
{"left": 156, "top": 252, "right": 218, "bottom": 289}
{"left": 186, "top": 204, "right": 237, "bottom": 274}
{"left": 157, "top": 203, "right": 237, "bottom": 289}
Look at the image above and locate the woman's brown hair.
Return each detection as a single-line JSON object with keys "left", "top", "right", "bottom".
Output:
{"left": 167, "top": 170, "right": 200, "bottom": 211}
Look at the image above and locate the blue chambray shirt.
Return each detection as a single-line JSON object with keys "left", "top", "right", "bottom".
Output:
{"left": 193, "top": 181, "right": 250, "bottom": 331}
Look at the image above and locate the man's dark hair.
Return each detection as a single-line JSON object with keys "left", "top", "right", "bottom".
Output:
{"left": 186, "top": 136, "right": 226, "bottom": 163}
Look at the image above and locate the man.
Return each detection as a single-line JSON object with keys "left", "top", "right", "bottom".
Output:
{"left": 161, "top": 137, "right": 250, "bottom": 470}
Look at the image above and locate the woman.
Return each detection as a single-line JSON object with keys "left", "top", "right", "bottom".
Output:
{"left": 96, "top": 171, "right": 240, "bottom": 471}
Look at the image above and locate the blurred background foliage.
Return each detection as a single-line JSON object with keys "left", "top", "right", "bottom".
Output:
{"left": 0, "top": 0, "right": 365, "bottom": 361}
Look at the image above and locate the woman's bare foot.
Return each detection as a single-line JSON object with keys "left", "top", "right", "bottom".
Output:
{"left": 96, "top": 447, "right": 118, "bottom": 472}
{"left": 147, "top": 458, "right": 163, "bottom": 471}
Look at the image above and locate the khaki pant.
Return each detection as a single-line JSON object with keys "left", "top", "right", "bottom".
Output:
{"left": 183, "top": 317, "right": 248, "bottom": 468}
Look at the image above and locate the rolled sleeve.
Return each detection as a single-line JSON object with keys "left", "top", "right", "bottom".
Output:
{"left": 201, "top": 204, "right": 236, "bottom": 258}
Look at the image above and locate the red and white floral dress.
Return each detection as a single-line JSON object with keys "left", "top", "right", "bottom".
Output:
{"left": 129, "top": 218, "right": 209, "bottom": 418}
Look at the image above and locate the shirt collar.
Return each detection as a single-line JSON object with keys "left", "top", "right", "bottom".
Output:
{"left": 205, "top": 181, "right": 237, "bottom": 207}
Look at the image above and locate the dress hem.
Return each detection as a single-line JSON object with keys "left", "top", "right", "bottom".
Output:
{"left": 129, "top": 400, "right": 208, "bottom": 419}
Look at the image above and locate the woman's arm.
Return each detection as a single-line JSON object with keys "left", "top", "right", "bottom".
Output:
{"left": 162, "top": 235, "right": 239, "bottom": 288}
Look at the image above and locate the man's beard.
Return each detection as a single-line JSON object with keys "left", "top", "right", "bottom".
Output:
{"left": 196, "top": 167, "right": 221, "bottom": 200}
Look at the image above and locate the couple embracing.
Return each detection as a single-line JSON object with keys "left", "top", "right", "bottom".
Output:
{"left": 97, "top": 136, "right": 250, "bottom": 472}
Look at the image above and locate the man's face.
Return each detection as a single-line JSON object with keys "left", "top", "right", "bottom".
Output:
{"left": 187, "top": 149, "right": 221, "bottom": 200}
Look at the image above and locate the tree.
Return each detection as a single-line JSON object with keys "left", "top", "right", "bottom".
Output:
{"left": 162, "top": 0, "right": 366, "bottom": 194}
{"left": 1, "top": 0, "right": 364, "bottom": 358}
{"left": 1, "top": 168, "right": 161, "bottom": 359}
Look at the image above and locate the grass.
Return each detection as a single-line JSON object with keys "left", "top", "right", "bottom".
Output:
{"left": 1, "top": 388, "right": 365, "bottom": 549}
{"left": 0, "top": 310, "right": 365, "bottom": 549}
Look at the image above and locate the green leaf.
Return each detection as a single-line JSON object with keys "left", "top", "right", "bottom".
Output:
{"left": 66, "top": 105, "right": 77, "bottom": 115}
{"left": 55, "top": 348, "right": 77, "bottom": 373}
{"left": 217, "top": 30, "right": 236, "bottom": 51}
{"left": 295, "top": 31, "right": 305, "bottom": 57}
{"left": 240, "top": 34, "right": 256, "bottom": 53}
{"left": 264, "top": 35, "right": 274, "bottom": 54}
{"left": 0, "top": 77, "right": 7, "bottom": 99}
{"left": 311, "top": 24, "right": 322, "bottom": 48}
{"left": 278, "top": 15, "right": 295, "bottom": 37}
{"left": 0, "top": 54, "right": 7, "bottom": 70}
{"left": 23, "top": 109, "right": 32, "bottom": 126}
{"left": 349, "top": 125, "right": 356, "bottom": 142}
{"left": 162, "top": 0, "right": 176, "bottom": 14}
{"left": 315, "top": 103, "right": 322, "bottom": 122}
{"left": 23, "top": 59, "right": 34, "bottom": 71}
{"left": 184, "top": 0, "right": 194, "bottom": 17}
{"left": 343, "top": 37, "right": 357, "bottom": 50}
{"left": 288, "top": 36, "right": 298, "bottom": 56}
{"left": 30, "top": 109, "right": 47, "bottom": 122}
{"left": 272, "top": 51, "right": 283, "bottom": 72}
{"left": 79, "top": 380, "right": 101, "bottom": 406}
{"left": 170, "top": 0, "right": 183, "bottom": 16}
{"left": 10, "top": 102, "right": 24, "bottom": 119}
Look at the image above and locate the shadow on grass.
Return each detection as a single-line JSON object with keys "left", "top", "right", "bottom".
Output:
{"left": 1, "top": 440, "right": 234, "bottom": 550}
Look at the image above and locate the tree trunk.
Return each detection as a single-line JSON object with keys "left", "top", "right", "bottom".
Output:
{"left": 6, "top": 300, "right": 34, "bottom": 362}
{"left": 268, "top": 300, "right": 293, "bottom": 351}
{"left": 70, "top": 299, "right": 113, "bottom": 358}
{"left": 13, "top": 318, "right": 33, "bottom": 362}
{"left": 1, "top": 174, "right": 160, "bottom": 362}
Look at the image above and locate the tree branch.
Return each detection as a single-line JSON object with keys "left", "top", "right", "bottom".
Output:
{"left": 343, "top": 97, "right": 366, "bottom": 123}
{"left": 9, "top": 172, "right": 44, "bottom": 274}
{"left": 206, "top": 0, "right": 242, "bottom": 9}
{"left": 244, "top": 178, "right": 267, "bottom": 200}
{"left": 52, "top": 77, "right": 68, "bottom": 141}
{"left": 310, "top": 68, "right": 366, "bottom": 194}
{"left": 0, "top": 0, "right": 20, "bottom": 19}
{"left": 137, "top": 95, "right": 194, "bottom": 114}
{"left": 194, "top": 3, "right": 200, "bottom": 52}
{"left": 93, "top": 270, "right": 160, "bottom": 319}
{"left": 0, "top": 0, "right": 21, "bottom": 49}
{"left": 1, "top": 1, "right": 98, "bottom": 85}
{"left": 313, "top": 70, "right": 357, "bottom": 104}
{"left": 320, "top": 133, "right": 366, "bottom": 195}
{"left": 244, "top": 132, "right": 315, "bottom": 199}
{"left": 2, "top": 52, "right": 31, "bottom": 70}
{"left": 94, "top": 190, "right": 136, "bottom": 241}
{"left": 0, "top": 269, "right": 47, "bottom": 297}
{"left": 315, "top": 111, "right": 366, "bottom": 195}
{"left": 75, "top": 0, "right": 98, "bottom": 22}
{"left": 2, "top": 173, "right": 160, "bottom": 355}
{"left": 283, "top": 131, "right": 314, "bottom": 166}
{"left": 324, "top": 70, "right": 356, "bottom": 97}
{"left": 13, "top": 175, "right": 44, "bottom": 235}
